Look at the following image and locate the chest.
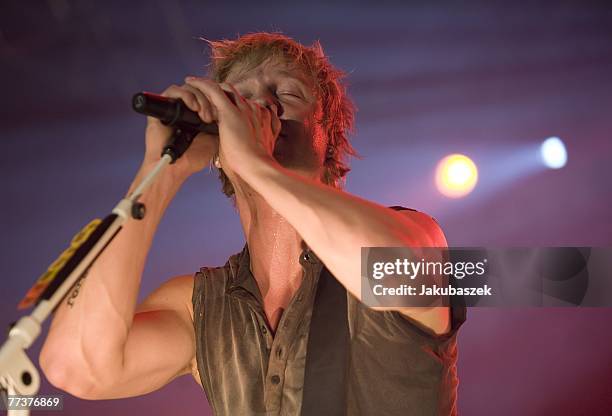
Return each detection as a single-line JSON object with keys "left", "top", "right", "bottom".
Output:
{"left": 261, "top": 286, "right": 299, "bottom": 333}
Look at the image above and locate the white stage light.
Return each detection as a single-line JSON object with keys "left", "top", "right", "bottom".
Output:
{"left": 540, "top": 137, "right": 567, "bottom": 169}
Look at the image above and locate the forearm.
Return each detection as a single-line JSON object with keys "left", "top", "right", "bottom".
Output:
{"left": 40, "top": 162, "right": 185, "bottom": 380}
{"left": 238, "top": 157, "right": 430, "bottom": 298}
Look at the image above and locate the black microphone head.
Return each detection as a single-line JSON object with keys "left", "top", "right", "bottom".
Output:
{"left": 132, "top": 91, "right": 219, "bottom": 135}
{"left": 132, "top": 92, "right": 177, "bottom": 124}
{"left": 132, "top": 93, "right": 146, "bottom": 111}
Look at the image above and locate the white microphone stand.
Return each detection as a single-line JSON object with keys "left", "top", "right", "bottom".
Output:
{"left": 0, "top": 126, "right": 197, "bottom": 415}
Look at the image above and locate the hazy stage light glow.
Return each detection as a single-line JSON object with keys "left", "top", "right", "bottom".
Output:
{"left": 435, "top": 154, "right": 479, "bottom": 198}
{"left": 540, "top": 137, "right": 567, "bottom": 169}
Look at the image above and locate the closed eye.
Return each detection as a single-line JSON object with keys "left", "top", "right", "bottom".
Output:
{"left": 278, "top": 91, "right": 303, "bottom": 99}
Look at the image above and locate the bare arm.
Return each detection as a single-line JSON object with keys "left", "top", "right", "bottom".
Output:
{"left": 77, "top": 274, "right": 197, "bottom": 399}
{"left": 238, "top": 161, "right": 450, "bottom": 333}
{"left": 38, "top": 83, "right": 218, "bottom": 399}
{"left": 39, "top": 163, "right": 190, "bottom": 399}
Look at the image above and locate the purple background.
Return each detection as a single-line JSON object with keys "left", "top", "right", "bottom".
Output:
{"left": 2, "top": 1, "right": 612, "bottom": 415}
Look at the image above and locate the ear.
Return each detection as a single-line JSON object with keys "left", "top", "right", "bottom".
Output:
{"left": 214, "top": 155, "right": 222, "bottom": 168}
{"left": 325, "top": 144, "right": 335, "bottom": 161}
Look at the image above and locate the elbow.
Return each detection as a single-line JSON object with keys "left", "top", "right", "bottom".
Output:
{"left": 39, "top": 343, "right": 109, "bottom": 399}
{"left": 40, "top": 357, "right": 96, "bottom": 399}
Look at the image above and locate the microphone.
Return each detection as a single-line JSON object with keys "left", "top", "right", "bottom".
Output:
{"left": 132, "top": 92, "right": 219, "bottom": 135}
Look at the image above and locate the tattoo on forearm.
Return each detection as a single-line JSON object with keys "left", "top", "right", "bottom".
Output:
{"left": 67, "top": 269, "right": 89, "bottom": 308}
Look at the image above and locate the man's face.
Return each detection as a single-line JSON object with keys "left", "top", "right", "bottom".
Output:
{"left": 224, "top": 57, "right": 328, "bottom": 180}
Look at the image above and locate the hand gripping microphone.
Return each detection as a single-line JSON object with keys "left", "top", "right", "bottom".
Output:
{"left": 132, "top": 92, "right": 221, "bottom": 162}
{"left": 132, "top": 91, "right": 279, "bottom": 162}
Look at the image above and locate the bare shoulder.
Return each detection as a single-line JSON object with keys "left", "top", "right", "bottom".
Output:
{"left": 136, "top": 274, "right": 196, "bottom": 321}
{"left": 394, "top": 208, "right": 448, "bottom": 247}
{"left": 135, "top": 274, "right": 202, "bottom": 386}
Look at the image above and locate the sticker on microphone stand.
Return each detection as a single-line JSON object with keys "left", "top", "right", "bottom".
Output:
{"left": 17, "top": 218, "right": 102, "bottom": 310}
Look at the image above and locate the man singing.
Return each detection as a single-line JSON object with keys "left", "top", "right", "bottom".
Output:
{"left": 40, "top": 32, "right": 465, "bottom": 415}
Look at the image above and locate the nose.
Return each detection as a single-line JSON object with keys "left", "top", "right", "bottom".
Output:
{"left": 252, "top": 95, "right": 283, "bottom": 117}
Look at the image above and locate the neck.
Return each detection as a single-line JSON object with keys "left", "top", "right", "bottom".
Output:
{"left": 235, "top": 188, "right": 305, "bottom": 300}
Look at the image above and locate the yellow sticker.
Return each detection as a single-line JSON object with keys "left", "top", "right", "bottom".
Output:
{"left": 18, "top": 218, "right": 102, "bottom": 310}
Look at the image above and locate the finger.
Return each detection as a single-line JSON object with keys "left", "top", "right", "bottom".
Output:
{"left": 256, "top": 103, "right": 279, "bottom": 138}
{"left": 258, "top": 103, "right": 272, "bottom": 130}
{"left": 249, "top": 101, "right": 264, "bottom": 135}
{"left": 161, "top": 84, "right": 200, "bottom": 113}
{"left": 224, "top": 83, "right": 251, "bottom": 115}
{"left": 248, "top": 100, "right": 262, "bottom": 122}
{"left": 184, "top": 77, "right": 236, "bottom": 118}
{"left": 182, "top": 84, "right": 214, "bottom": 123}
{"left": 271, "top": 108, "right": 281, "bottom": 138}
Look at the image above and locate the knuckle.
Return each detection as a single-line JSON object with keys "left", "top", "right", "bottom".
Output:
{"left": 161, "top": 85, "right": 177, "bottom": 96}
{"left": 162, "top": 84, "right": 192, "bottom": 101}
{"left": 185, "top": 83, "right": 202, "bottom": 95}
{"left": 201, "top": 109, "right": 212, "bottom": 123}
{"left": 192, "top": 77, "right": 214, "bottom": 88}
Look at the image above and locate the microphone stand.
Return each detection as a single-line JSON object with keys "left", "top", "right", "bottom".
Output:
{"left": 0, "top": 127, "right": 198, "bottom": 416}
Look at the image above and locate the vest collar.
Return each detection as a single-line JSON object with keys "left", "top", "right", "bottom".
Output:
{"left": 226, "top": 242, "right": 321, "bottom": 301}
